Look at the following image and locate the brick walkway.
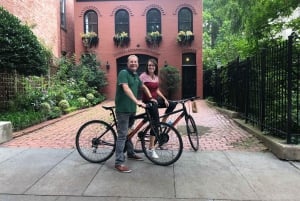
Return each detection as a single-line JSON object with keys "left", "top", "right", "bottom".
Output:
{"left": 1, "top": 100, "right": 267, "bottom": 151}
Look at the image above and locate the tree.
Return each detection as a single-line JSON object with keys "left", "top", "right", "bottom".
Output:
{"left": 0, "top": 6, "right": 49, "bottom": 75}
{"left": 203, "top": 0, "right": 300, "bottom": 69}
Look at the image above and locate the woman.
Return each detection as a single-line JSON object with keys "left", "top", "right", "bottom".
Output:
{"left": 139, "top": 58, "right": 177, "bottom": 158}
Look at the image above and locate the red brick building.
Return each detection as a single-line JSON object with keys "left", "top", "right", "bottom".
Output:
{"left": 74, "top": 0, "right": 203, "bottom": 99}
{"left": 1, "top": 0, "right": 202, "bottom": 100}
{"left": 1, "top": 0, "right": 74, "bottom": 58}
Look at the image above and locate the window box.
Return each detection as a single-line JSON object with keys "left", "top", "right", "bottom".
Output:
{"left": 113, "top": 32, "right": 130, "bottom": 47}
{"left": 81, "top": 32, "right": 99, "bottom": 48}
{"left": 177, "top": 30, "right": 194, "bottom": 46}
{"left": 145, "top": 31, "right": 162, "bottom": 47}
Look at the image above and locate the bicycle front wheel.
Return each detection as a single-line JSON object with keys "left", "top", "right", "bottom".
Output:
{"left": 141, "top": 122, "right": 183, "bottom": 166}
{"left": 186, "top": 115, "right": 199, "bottom": 151}
{"left": 76, "top": 120, "right": 116, "bottom": 163}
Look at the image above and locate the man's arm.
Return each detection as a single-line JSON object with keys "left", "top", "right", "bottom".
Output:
{"left": 122, "top": 83, "right": 146, "bottom": 107}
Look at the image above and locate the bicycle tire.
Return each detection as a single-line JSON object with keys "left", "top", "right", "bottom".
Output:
{"left": 76, "top": 120, "right": 116, "bottom": 163}
{"left": 141, "top": 122, "right": 183, "bottom": 166}
{"left": 186, "top": 115, "right": 199, "bottom": 151}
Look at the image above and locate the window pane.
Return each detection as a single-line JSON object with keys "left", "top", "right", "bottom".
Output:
{"left": 84, "top": 11, "right": 98, "bottom": 33}
{"left": 179, "top": 8, "right": 192, "bottom": 31}
{"left": 146, "top": 9, "right": 161, "bottom": 33}
{"left": 60, "top": 0, "right": 66, "bottom": 28}
{"left": 115, "top": 10, "right": 129, "bottom": 34}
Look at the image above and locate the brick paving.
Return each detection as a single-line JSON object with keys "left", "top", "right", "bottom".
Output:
{"left": 1, "top": 100, "right": 267, "bottom": 152}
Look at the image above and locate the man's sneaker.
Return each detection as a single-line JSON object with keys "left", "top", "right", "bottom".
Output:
{"left": 149, "top": 149, "right": 159, "bottom": 158}
{"left": 128, "top": 154, "right": 143, "bottom": 161}
{"left": 115, "top": 165, "right": 132, "bottom": 173}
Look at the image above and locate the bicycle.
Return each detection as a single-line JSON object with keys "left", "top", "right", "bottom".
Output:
{"left": 75, "top": 103, "right": 183, "bottom": 166}
{"left": 160, "top": 97, "right": 200, "bottom": 151}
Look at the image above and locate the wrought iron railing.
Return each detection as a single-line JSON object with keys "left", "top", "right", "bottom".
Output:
{"left": 204, "top": 33, "right": 300, "bottom": 144}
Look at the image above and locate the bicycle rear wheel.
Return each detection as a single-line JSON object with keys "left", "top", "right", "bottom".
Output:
{"left": 76, "top": 120, "right": 116, "bottom": 163}
{"left": 186, "top": 115, "right": 199, "bottom": 151}
{"left": 141, "top": 122, "right": 183, "bottom": 166}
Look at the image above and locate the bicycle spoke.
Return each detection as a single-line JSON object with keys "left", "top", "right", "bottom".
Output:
{"left": 141, "top": 122, "right": 183, "bottom": 166}
{"left": 76, "top": 120, "right": 116, "bottom": 163}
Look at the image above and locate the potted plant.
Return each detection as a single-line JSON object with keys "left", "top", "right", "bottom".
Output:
{"left": 145, "top": 31, "right": 162, "bottom": 47}
{"left": 177, "top": 30, "right": 194, "bottom": 46}
{"left": 80, "top": 32, "right": 99, "bottom": 48}
{"left": 113, "top": 32, "right": 130, "bottom": 47}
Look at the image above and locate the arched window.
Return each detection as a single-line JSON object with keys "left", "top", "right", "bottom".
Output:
{"left": 84, "top": 10, "right": 98, "bottom": 34}
{"left": 178, "top": 8, "right": 193, "bottom": 31}
{"left": 115, "top": 9, "right": 129, "bottom": 34}
{"left": 146, "top": 8, "right": 161, "bottom": 33}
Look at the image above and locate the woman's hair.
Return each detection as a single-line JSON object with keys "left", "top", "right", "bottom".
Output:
{"left": 146, "top": 58, "right": 158, "bottom": 75}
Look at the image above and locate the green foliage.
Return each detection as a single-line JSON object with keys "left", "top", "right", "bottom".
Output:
{"left": 58, "top": 99, "right": 70, "bottom": 110}
{"left": 77, "top": 53, "right": 108, "bottom": 90}
{"left": 203, "top": 0, "right": 300, "bottom": 69}
{"left": 2, "top": 53, "right": 107, "bottom": 131}
{"left": 49, "top": 106, "right": 62, "bottom": 119}
{"left": 86, "top": 93, "right": 95, "bottom": 101}
{"left": 159, "top": 66, "right": 181, "bottom": 98}
{"left": 0, "top": 110, "right": 46, "bottom": 131}
{"left": 40, "top": 102, "right": 51, "bottom": 114}
{"left": 77, "top": 97, "right": 90, "bottom": 108}
{"left": 0, "top": 6, "right": 50, "bottom": 76}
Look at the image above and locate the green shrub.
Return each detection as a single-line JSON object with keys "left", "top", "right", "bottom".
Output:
{"left": 0, "top": 110, "right": 46, "bottom": 131}
{"left": 40, "top": 102, "right": 51, "bottom": 114}
{"left": 86, "top": 93, "right": 95, "bottom": 101}
{"left": 58, "top": 99, "right": 70, "bottom": 110}
{"left": 159, "top": 66, "right": 181, "bottom": 98}
{"left": 49, "top": 106, "right": 62, "bottom": 119}
{"left": 77, "top": 97, "right": 90, "bottom": 108}
{"left": 0, "top": 6, "right": 50, "bottom": 76}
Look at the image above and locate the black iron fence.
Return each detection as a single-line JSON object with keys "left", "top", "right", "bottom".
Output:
{"left": 204, "top": 33, "right": 300, "bottom": 144}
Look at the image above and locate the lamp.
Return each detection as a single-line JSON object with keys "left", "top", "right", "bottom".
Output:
{"left": 106, "top": 61, "right": 110, "bottom": 70}
{"left": 164, "top": 60, "right": 168, "bottom": 67}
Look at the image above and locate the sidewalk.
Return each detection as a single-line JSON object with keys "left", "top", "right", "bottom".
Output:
{"left": 0, "top": 148, "right": 300, "bottom": 200}
{"left": 0, "top": 100, "right": 300, "bottom": 200}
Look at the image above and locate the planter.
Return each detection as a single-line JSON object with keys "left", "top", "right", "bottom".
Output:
{"left": 82, "top": 36, "right": 99, "bottom": 48}
{"left": 80, "top": 32, "right": 99, "bottom": 48}
{"left": 177, "top": 31, "right": 194, "bottom": 46}
{"left": 146, "top": 31, "right": 162, "bottom": 47}
{"left": 113, "top": 32, "right": 130, "bottom": 47}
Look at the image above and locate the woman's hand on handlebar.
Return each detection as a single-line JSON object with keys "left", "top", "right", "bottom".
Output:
{"left": 150, "top": 98, "right": 158, "bottom": 104}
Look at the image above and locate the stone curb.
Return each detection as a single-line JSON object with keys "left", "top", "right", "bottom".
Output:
{"left": 233, "top": 118, "right": 300, "bottom": 161}
{"left": 206, "top": 100, "right": 300, "bottom": 161}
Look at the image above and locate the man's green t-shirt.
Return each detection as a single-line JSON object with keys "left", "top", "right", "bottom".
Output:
{"left": 115, "top": 69, "right": 142, "bottom": 113}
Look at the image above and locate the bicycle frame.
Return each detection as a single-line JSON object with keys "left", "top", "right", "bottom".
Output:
{"left": 159, "top": 97, "right": 199, "bottom": 127}
{"left": 102, "top": 105, "right": 155, "bottom": 140}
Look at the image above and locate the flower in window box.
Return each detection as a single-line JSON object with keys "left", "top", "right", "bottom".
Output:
{"left": 113, "top": 32, "right": 130, "bottom": 47}
{"left": 177, "top": 30, "right": 194, "bottom": 46}
{"left": 145, "top": 31, "right": 162, "bottom": 47}
{"left": 80, "top": 32, "right": 99, "bottom": 48}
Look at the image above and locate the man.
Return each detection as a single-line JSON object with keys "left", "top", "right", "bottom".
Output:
{"left": 114, "top": 55, "right": 153, "bottom": 173}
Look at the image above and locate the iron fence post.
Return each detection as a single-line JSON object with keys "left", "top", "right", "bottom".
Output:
{"left": 286, "top": 34, "right": 293, "bottom": 144}
{"left": 260, "top": 48, "right": 266, "bottom": 131}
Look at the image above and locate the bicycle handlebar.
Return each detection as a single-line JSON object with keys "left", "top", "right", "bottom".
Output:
{"left": 171, "top": 96, "right": 201, "bottom": 104}
{"left": 102, "top": 102, "right": 155, "bottom": 111}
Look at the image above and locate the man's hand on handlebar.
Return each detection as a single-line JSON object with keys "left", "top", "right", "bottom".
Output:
{"left": 137, "top": 100, "right": 146, "bottom": 108}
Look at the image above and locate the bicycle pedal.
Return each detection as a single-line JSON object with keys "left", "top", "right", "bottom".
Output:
{"left": 138, "top": 131, "right": 144, "bottom": 138}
